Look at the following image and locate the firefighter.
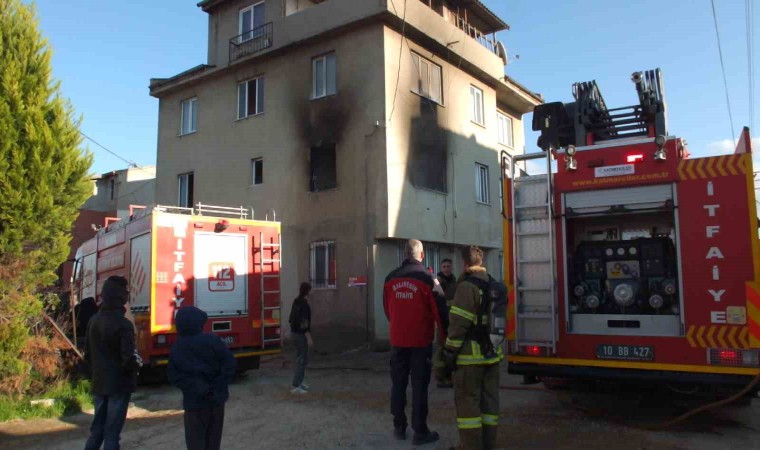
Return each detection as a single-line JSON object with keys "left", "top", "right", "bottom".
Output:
{"left": 442, "top": 246, "right": 503, "bottom": 450}
{"left": 434, "top": 259, "right": 457, "bottom": 388}
{"left": 383, "top": 239, "right": 448, "bottom": 446}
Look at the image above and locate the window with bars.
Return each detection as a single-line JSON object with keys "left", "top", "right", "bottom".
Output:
{"left": 475, "top": 163, "right": 490, "bottom": 204}
{"left": 397, "top": 240, "right": 441, "bottom": 275}
{"left": 237, "top": 77, "right": 265, "bottom": 119}
{"left": 310, "top": 240, "right": 336, "bottom": 288}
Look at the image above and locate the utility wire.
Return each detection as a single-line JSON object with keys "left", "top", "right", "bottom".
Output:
{"left": 711, "top": 0, "right": 737, "bottom": 144}
{"left": 387, "top": 0, "right": 407, "bottom": 126}
{"left": 79, "top": 130, "right": 154, "bottom": 176}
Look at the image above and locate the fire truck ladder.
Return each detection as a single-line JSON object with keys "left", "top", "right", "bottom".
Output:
{"left": 259, "top": 231, "right": 282, "bottom": 349}
{"left": 510, "top": 150, "right": 558, "bottom": 354}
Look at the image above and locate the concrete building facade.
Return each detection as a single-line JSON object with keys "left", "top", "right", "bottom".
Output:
{"left": 149, "top": 0, "right": 540, "bottom": 349}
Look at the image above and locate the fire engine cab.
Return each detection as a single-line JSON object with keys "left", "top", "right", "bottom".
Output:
{"left": 72, "top": 203, "right": 282, "bottom": 373}
{"left": 502, "top": 69, "right": 760, "bottom": 389}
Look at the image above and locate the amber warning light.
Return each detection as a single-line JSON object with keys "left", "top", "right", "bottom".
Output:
{"left": 626, "top": 153, "right": 645, "bottom": 163}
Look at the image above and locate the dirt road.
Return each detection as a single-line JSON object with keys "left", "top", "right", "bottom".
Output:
{"left": 2, "top": 349, "right": 758, "bottom": 449}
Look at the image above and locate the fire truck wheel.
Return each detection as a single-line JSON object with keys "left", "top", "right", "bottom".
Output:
{"left": 137, "top": 366, "right": 167, "bottom": 385}
{"left": 235, "top": 356, "right": 261, "bottom": 374}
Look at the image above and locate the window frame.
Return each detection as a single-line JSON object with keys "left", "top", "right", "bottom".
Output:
{"left": 312, "top": 52, "right": 337, "bottom": 99}
{"left": 410, "top": 52, "right": 443, "bottom": 105}
{"left": 470, "top": 85, "right": 485, "bottom": 126}
{"left": 251, "top": 157, "right": 263, "bottom": 186}
{"left": 178, "top": 172, "right": 194, "bottom": 208}
{"left": 310, "top": 240, "right": 337, "bottom": 289}
{"left": 237, "top": 76, "right": 265, "bottom": 119}
{"left": 475, "top": 162, "right": 490, "bottom": 205}
{"left": 309, "top": 143, "right": 337, "bottom": 192}
{"left": 239, "top": 1, "right": 265, "bottom": 42}
{"left": 180, "top": 97, "right": 198, "bottom": 136}
{"left": 497, "top": 111, "right": 513, "bottom": 147}
{"left": 396, "top": 240, "right": 441, "bottom": 275}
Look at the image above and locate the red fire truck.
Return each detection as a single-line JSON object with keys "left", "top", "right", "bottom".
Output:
{"left": 72, "top": 204, "right": 282, "bottom": 372}
{"left": 502, "top": 69, "right": 760, "bottom": 391}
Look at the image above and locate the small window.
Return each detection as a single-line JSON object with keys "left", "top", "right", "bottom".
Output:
{"left": 310, "top": 240, "right": 336, "bottom": 288}
{"left": 312, "top": 52, "right": 337, "bottom": 99}
{"left": 178, "top": 172, "right": 194, "bottom": 208}
{"left": 237, "top": 77, "right": 265, "bottom": 119}
{"left": 475, "top": 163, "right": 489, "bottom": 204}
{"left": 470, "top": 85, "right": 484, "bottom": 126}
{"left": 497, "top": 112, "right": 513, "bottom": 147}
{"left": 411, "top": 52, "right": 443, "bottom": 104}
{"left": 180, "top": 98, "right": 198, "bottom": 135}
{"left": 251, "top": 158, "right": 263, "bottom": 185}
{"left": 109, "top": 178, "right": 115, "bottom": 200}
{"left": 310, "top": 143, "right": 337, "bottom": 192}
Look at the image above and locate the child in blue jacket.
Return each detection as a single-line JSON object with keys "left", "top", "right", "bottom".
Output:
{"left": 168, "top": 306, "right": 236, "bottom": 450}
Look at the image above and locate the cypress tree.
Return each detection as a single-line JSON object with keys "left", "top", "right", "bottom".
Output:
{"left": 0, "top": 0, "right": 92, "bottom": 393}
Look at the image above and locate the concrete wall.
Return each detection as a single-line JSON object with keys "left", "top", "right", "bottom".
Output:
{"left": 155, "top": 24, "right": 387, "bottom": 349}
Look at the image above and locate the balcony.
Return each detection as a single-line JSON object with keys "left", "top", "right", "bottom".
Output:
{"left": 229, "top": 22, "right": 273, "bottom": 62}
{"left": 451, "top": 12, "right": 498, "bottom": 54}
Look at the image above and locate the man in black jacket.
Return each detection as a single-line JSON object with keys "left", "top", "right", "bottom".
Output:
{"left": 84, "top": 276, "right": 141, "bottom": 450}
{"left": 288, "top": 282, "right": 313, "bottom": 394}
{"left": 168, "top": 306, "right": 237, "bottom": 450}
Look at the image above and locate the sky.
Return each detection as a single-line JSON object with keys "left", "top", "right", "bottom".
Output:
{"left": 31, "top": 0, "right": 759, "bottom": 177}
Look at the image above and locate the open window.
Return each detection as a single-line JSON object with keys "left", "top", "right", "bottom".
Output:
{"left": 310, "top": 143, "right": 336, "bottom": 192}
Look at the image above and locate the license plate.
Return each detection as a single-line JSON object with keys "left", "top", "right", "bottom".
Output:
{"left": 219, "top": 335, "right": 235, "bottom": 346}
{"left": 596, "top": 344, "right": 654, "bottom": 361}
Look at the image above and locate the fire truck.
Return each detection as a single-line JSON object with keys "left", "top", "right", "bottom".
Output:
{"left": 502, "top": 69, "right": 760, "bottom": 391}
{"left": 72, "top": 203, "right": 282, "bottom": 373}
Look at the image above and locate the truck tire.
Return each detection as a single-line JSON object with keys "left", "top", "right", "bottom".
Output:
{"left": 236, "top": 356, "right": 260, "bottom": 374}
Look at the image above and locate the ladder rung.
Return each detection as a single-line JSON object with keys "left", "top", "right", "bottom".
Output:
{"left": 263, "top": 323, "right": 280, "bottom": 328}
{"left": 518, "top": 259, "right": 551, "bottom": 264}
{"left": 263, "top": 274, "right": 279, "bottom": 278}
{"left": 261, "top": 243, "right": 280, "bottom": 247}
{"left": 518, "top": 312, "right": 553, "bottom": 319}
{"left": 262, "top": 259, "right": 281, "bottom": 263}
{"left": 517, "top": 231, "right": 549, "bottom": 236}
{"left": 263, "top": 306, "right": 280, "bottom": 310}
{"left": 263, "top": 290, "right": 280, "bottom": 294}
{"left": 515, "top": 204, "right": 549, "bottom": 209}
{"left": 263, "top": 338, "right": 281, "bottom": 343}
{"left": 518, "top": 287, "right": 552, "bottom": 291}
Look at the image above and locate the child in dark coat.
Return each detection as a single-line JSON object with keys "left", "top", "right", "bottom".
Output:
{"left": 168, "top": 306, "right": 236, "bottom": 450}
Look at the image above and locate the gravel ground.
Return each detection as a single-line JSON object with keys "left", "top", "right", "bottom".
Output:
{"left": 1, "top": 348, "right": 758, "bottom": 449}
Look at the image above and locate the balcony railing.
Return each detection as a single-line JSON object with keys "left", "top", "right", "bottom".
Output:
{"left": 452, "top": 14, "right": 497, "bottom": 54}
{"left": 229, "top": 22, "right": 273, "bottom": 62}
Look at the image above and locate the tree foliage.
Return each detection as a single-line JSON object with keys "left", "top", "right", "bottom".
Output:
{"left": 0, "top": 0, "right": 93, "bottom": 394}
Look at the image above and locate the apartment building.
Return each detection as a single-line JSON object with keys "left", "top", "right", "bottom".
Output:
{"left": 149, "top": 0, "right": 541, "bottom": 349}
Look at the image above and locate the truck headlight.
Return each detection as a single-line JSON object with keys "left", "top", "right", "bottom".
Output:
{"left": 613, "top": 283, "right": 635, "bottom": 307}
{"left": 584, "top": 295, "right": 600, "bottom": 309}
{"left": 648, "top": 294, "right": 664, "bottom": 309}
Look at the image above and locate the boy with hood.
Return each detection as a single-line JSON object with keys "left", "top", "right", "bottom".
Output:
{"left": 168, "top": 306, "right": 237, "bottom": 450}
{"left": 84, "top": 276, "right": 141, "bottom": 450}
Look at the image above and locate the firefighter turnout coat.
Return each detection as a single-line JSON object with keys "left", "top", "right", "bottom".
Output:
{"left": 445, "top": 266, "right": 502, "bottom": 450}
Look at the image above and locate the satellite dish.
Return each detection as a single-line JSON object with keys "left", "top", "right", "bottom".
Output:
{"left": 496, "top": 41, "right": 508, "bottom": 66}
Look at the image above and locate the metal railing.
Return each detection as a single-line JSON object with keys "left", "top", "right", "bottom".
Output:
{"left": 229, "top": 22, "right": 273, "bottom": 62}
{"left": 452, "top": 14, "right": 497, "bottom": 54}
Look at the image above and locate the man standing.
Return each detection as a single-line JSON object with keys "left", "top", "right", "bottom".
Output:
{"left": 434, "top": 259, "right": 457, "bottom": 388}
{"left": 443, "top": 246, "right": 503, "bottom": 450}
{"left": 383, "top": 239, "right": 447, "bottom": 446}
{"left": 84, "top": 276, "right": 142, "bottom": 450}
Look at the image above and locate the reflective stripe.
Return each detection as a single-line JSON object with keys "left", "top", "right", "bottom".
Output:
{"left": 450, "top": 306, "right": 476, "bottom": 322}
{"left": 446, "top": 338, "right": 464, "bottom": 348}
{"left": 482, "top": 414, "right": 499, "bottom": 426}
{"left": 456, "top": 417, "right": 482, "bottom": 429}
{"left": 471, "top": 341, "right": 482, "bottom": 358}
